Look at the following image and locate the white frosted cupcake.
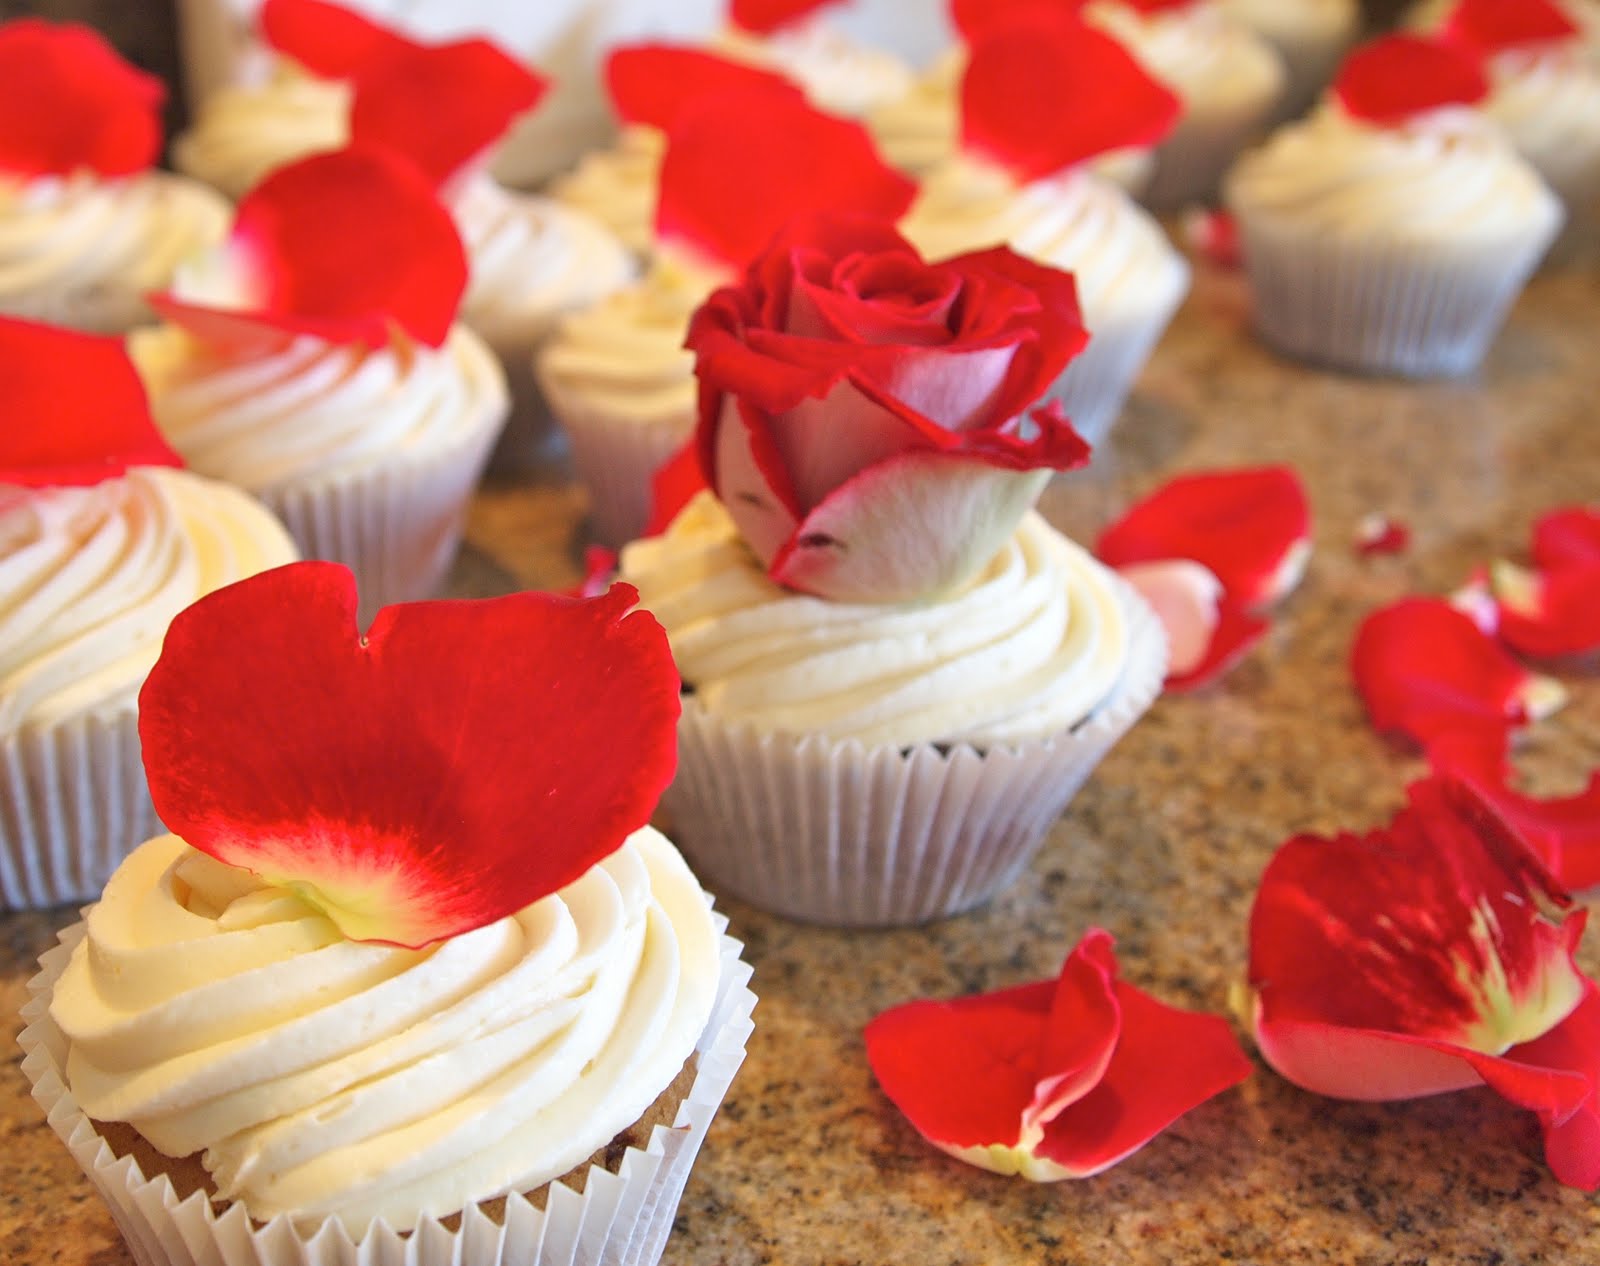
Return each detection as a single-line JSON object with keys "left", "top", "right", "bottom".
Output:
{"left": 1088, "top": 0, "right": 1287, "bottom": 208}
{"left": 134, "top": 149, "right": 508, "bottom": 621}
{"left": 0, "top": 318, "right": 296, "bottom": 909}
{"left": 1226, "top": 35, "right": 1564, "bottom": 377}
{"left": 19, "top": 563, "right": 755, "bottom": 1262}
{"left": 551, "top": 125, "right": 664, "bottom": 257}
{"left": 1219, "top": 0, "right": 1361, "bottom": 120}
{"left": 0, "top": 20, "right": 229, "bottom": 333}
{"left": 899, "top": 18, "right": 1190, "bottom": 445}
{"left": 619, "top": 214, "right": 1165, "bottom": 927}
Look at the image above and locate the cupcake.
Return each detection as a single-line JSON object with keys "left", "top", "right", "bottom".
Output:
{"left": 1086, "top": 0, "right": 1287, "bottom": 209}
{"left": 1225, "top": 34, "right": 1565, "bottom": 378}
{"left": 18, "top": 561, "right": 755, "bottom": 1261}
{"left": 538, "top": 87, "right": 915, "bottom": 549}
{"left": 0, "top": 20, "right": 230, "bottom": 334}
{"left": 0, "top": 317, "right": 296, "bottom": 909}
{"left": 1219, "top": 0, "right": 1361, "bottom": 121}
{"left": 618, "top": 213, "right": 1167, "bottom": 927}
{"left": 899, "top": 16, "right": 1191, "bottom": 446}
{"left": 131, "top": 147, "right": 508, "bottom": 622}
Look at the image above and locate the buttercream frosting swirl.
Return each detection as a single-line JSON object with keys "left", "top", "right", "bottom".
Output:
{"left": 716, "top": 21, "right": 914, "bottom": 117}
{"left": 172, "top": 71, "right": 351, "bottom": 200}
{"left": 619, "top": 493, "right": 1132, "bottom": 747}
{"left": 0, "top": 173, "right": 230, "bottom": 334}
{"left": 0, "top": 468, "right": 296, "bottom": 733}
{"left": 50, "top": 826, "right": 720, "bottom": 1234}
{"left": 549, "top": 125, "right": 663, "bottom": 257}
{"left": 1087, "top": 1, "right": 1285, "bottom": 116}
{"left": 129, "top": 325, "right": 508, "bottom": 492}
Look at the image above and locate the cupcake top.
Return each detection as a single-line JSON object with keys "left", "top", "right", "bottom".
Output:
{"left": 1087, "top": 0, "right": 1286, "bottom": 118}
{"left": 548, "top": 124, "right": 663, "bottom": 256}
{"left": 867, "top": 48, "right": 965, "bottom": 175}
{"left": 48, "top": 561, "right": 719, "bottom": 1235}
{"left": 716, "top": 0, "right": 914, "bottom": 116}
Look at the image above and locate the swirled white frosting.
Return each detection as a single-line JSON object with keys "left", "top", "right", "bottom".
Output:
{"left": 867, "top": 48, "right": 964, "bottom": 176}
{"left": 1087, "top": 2, "right": 1284, "bottom": 120}
{"left": 1225, "top": 104, "right": 1565, "bottom": 243}
{"left": 0, "top": 173, "right": 230, "bottom": 335}
{"left": 1480, "top": 47, "right": 1600, "bottom": 203}
{"left": 549, "top": 125, "right": 664, "bottom": 256}
{"left": 0, "top": 468, "right": 296, "bottom": 732}
{"left": 716, "top": 21, "right": 914, "bottom": 117}
{"left": 619, "top": 493, "right": 1132, "bottom": 747}
{"left": 172, "top": 71, "right": 351, "bottom": 201}
{"left": 129, "top": 325, "right": 508, "bottom": 492}
{"left": 452, "top": 176, "right": 636, "bottom": 352}
{"left": 50, "top": 826, "right": 720, "bottom": 1235}
{"left": 900, "top": 158, "right": 1189, "bottom": 329}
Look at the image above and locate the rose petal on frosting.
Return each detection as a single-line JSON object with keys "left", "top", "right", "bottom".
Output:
{"left": 0, "top": 316, "right": 180, "bottom": 487}
{"left": 960, "top": 16, "right": 1181, "bottom": 183}
{"left": 865, "top": 929, "right": 1249, "bottom": 1181}
{"left": 0, "top": 18, "right": 164, "bottom": 178}
{"left": 138, "top": 562, "right": 681, "bottom": 950}
{"left": 729, "top": 0, "right": 837, "bottom": 36}
{"left": 606, "top": 44, "right": 802, "bottom": 130}
{"left": 149, "top": 147, "right": 468, "bottom": 350}
{"left": 1095, "top": 466, "right": 1312, "bottom": 610}
{"left": 259, "top": 0, "right": 411, "bottom": 79}
{"left": 1443, "top": 0, "right": 1580, "bottom": 55}
{"left": 1332, "top": 34, "right": 1491, "bottom": 126}
{"left": 656, "top": 89, "right": 916, "bottom": 270}
{"left": 1351, "top": 597, "right": 1565, "bottom": 753}
{"left": 350, "top": 38, "right": 547, "bottom": 188}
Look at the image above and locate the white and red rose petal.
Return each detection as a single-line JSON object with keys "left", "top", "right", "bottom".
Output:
{"left": 150, "top": 147, "right": 468, "bottom": 351}
{"left": 0, "top": 18, "right": 164, "bottom": 179}
{"left": 865, "top": 929, "right": 1250, "bottom": 1181}
{"left": 1115, "top": 560, "right": 1271, "bottom": 692}
{"left": 0, "top": 316, "right": 180, "bottom": 487}
{"left": 606, "top": 44, "right": 802, "bottom": 130}
{"left": 138, "top": 562, "right": 681, "bottom": 950}
{"left": 259, "top": 0, "right": 410, "bottom": 79}
{"left": 1443, "top": 0, "right": 1580, "bottom": 55}
{"left": 1354, "top": 513, "right": 1411, "bottom": 557}
{"left": 1489, "top": 508, "right": 1600, "bottom": 662}
{"left": 1332, "top": 34, "right": 1490, "bottom": 126}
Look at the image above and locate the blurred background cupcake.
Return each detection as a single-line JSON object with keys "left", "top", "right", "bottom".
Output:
{"left": 1219, "top": 0, "right": 1362, "bottom": 120}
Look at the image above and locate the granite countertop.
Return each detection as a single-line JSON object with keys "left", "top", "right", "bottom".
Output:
{"left": 4, "top": 251, "right": 1599, "bottom": 1263}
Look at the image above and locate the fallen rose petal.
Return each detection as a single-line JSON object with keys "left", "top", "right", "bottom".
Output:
{"left": 1492, "top": 560, "right": 1600, "bottom": 661}
{"left": 260, "top": 0, "right": 410, "bottom": 79}
{"left": 1184, "top": 208, "right": 1242, "bottom": 269}
{"left": 1355, "top": 513, "right": 1411, "bottom": 557}
{"left": 139, "top": 563, "right": 681, "bottom": 949}
{"left": 1165, "top": 598, "right": 1271, "bottom": 693}
{"left": 729, "top": 0, "right": 836, "bottom": 35}
{"left": 1531, "top": 507, "right": 1600, "bottom": 571}
{"left": 606, "top": 44, "right": 802, "bottom": 130}
{"left": 1116, "top": 559, "right": 1224, "bottom": 678}
{"left": 1332, "top": 34, "right": 1490, "bottom": 126}
{"left": 0, "top": 18, "right": 165, "bottom": 178}
{"left": 1450, "top": 565, "right": 1501, "bottom": 636}
{"left": 0, "top": 316, "right": 181, "bottom": 486}
{"left": 1503, "top": 982, "right": 1600, "bottom": 1191}
{"left": 1443, "top": 0, "right": 1580, "bottom": 54}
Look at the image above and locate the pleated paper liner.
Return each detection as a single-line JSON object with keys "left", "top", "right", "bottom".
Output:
{"left": 19, "top": 910, "right": 756, "bottom": 1266}
{"left": 1, "top": 708, "right": 157, "bottom": 910}
{"left": 664, "top": 577, "right": 1167, "bottom": 927}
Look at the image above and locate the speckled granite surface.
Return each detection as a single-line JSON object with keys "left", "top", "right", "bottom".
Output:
{"left": 4, "top": 243, "right": 1598, "bottom": 1262}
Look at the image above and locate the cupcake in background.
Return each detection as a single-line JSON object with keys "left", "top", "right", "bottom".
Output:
{"left": 20, "top": 562, "right": 755, "bottom": 1262}
{"left": 538, "top": 87, "right": 914, "bottom": 549}
{"left": 0, "top": 317, "right": 296, "bottom": 909}
{"left": 131, "top": 147, "right": 508, "bottom": 622}
{"left": 1411, "top": 0, "right": 1600, "bottom": 67}
{"left": 1218, "top": 0, "right": 1361, "bottom": 121}
{"left": 1086, "top": 0, "right": 1286, "bottom": 209}
{"left": 900, "top": 14, "right": 1190, "bottom": 446}
{"left": 619, "top": 213, "right": 1167, "bottom": 927}
{"left": 0, "top": 20, "right": 230, "bottom": 334}
{"left": 1226, "top": 34, "right": 1563, "bottom": 377}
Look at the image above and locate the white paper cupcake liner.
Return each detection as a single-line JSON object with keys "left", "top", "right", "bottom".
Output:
{"left": 1, "top": 708, "right": 157, "bottom": 910}
{"left": 664, "top": 579, "right": 1167, "bottom": 927}
{"left": 19, "top": 909, "right": 756, "bottom": 1266}
{"left": 1235, "top": 206, "right": 1562, "bottom": 378}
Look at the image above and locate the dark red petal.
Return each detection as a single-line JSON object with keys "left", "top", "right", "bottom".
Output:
{"left": 1095, "top": 466, "right": 1312, "bottom": 609}
{"left": 350, "top": 38, "right": 546, "bottom": 187}
{"left": 0, "top": 19, "right": 164, "bottom": 178}
{"left": 150, "top": 147, "right": 468, "bottom": 350}
{"left": 1505, "top": 983, "right": 1600, "bottom": 1190}
{"left": 656, "top": 88, "right": 916, "bottom": 269}
{"left": 0, "top": 316, "right": 180, "bottom": 487}
{"left": 259, "top": 0, "right": 411, "bottom": 79}
{"left": 729, "top": 0, "right": 836, "bottom": 35}
{"left": 1444, "top": 0, "right": 1580, "bottom": 55}
{"left": 1165, "top": 596, "right": 1271, "bottom": 693}
{"left": 961, "top": 16, "right": 1181, "bottom": 182}
{"left": 1351, "top": 597, "right": 1559, "bottom": 752}
{"left": 1332, "top": 34, "right": 1490, "bottom": 126}
{"left": 1355, "top": 513, "right": 1411, "bottom": 557}
{"left": 1532, "top": 507, "right": 1600, "bottom": 571}
{"left": 138, "top": 563, "right": 681, "bottom": 950}
{"left": 606, "top": 44, "right": 802, "bottom": 130}
{"left": 644, "top": 440, "right": 709, "bottom": 537}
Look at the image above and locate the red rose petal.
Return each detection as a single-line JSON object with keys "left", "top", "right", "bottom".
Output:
{"left": 1505, "top": 982, "right": 1600, "bottom": 1191}
{"left": 350, "top": 38, "right": 546, "bottom": 188}
{"left": 1351, "top": 597, "right": 1563, "bottom": 753}
{"left": 1096, "top": 466, "right": 1312, "bottom": 610}
{"left": 606, "top": 44, "right": 802, "bottom": 130}
{"left": 1332, "top": 34, "right": 1490, "bottom": 126}
{"left": 729, "top": 0, "right": 836, "bottom": 36}
{"left": 138, "top": 562, "right": 681, "bottom": 950}
{"left": 1354, "top": 513, "right": 1411, "bottom": 557}
{"left": 1114, "top": 559, "right": 1223, "bottom": 677}
{"left": 644, "top": 441, "right": 709, "bottom": 537}
{"left": 1532, "top": 507, "right": 1600, "bottom": 571}
{"left": 1166, "top": 596, "right": 1270, "bottom": 693}
{"left": 0, "top": 316, "right": 180, "bottom": 487}
{"left": 656, "top": 88, "right": 916, "bottom": 270}
{"left": 950, "top": 0, "right": 1081, "bottom": 44}
{"left": 150, "top": 147, "right": 468, "bottom": 350}
{"left": 1183, "top": 208, "right": 1242, "bottom": 269}
{"left": 960, "top": 16, "right": 1181, "bottom": 183}
{"left": 259, "top": 0, "right": 410, "bottom": 79}
{"left": 569, "top": 546, "right": 618, "bottom": 599}
{"left": 1444, "top": 0, "right": 1580, "bottom": 55}
{"left": 0, "top": 19, "right": 164, "bottom": 179}
{"left": 1491, "top": 508, "right": 1600, "bottom": 661}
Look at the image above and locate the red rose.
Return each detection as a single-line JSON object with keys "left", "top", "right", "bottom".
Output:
{"left": 686, "top": 213, "right": 1092, "bottom": 603}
